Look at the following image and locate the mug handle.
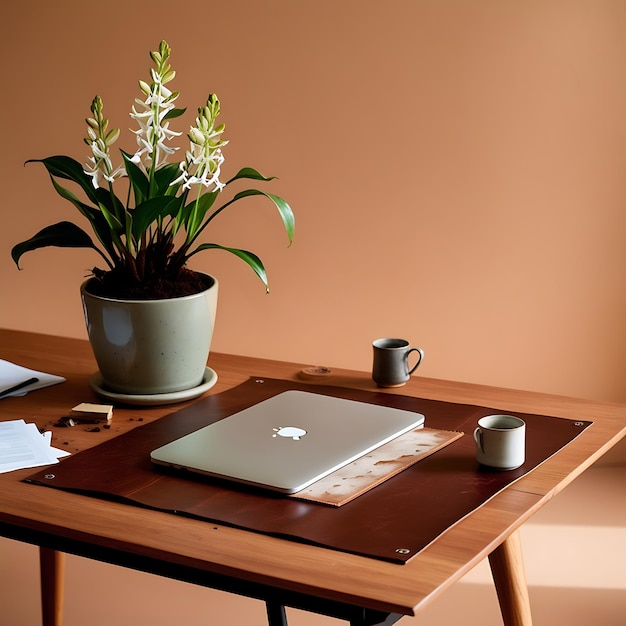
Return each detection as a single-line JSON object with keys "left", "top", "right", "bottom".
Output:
{"left": 473, "top": 427, "right": 484, "bottom": 453}
{"left": 407, "top": 347, "right": 424, "bottom": 375}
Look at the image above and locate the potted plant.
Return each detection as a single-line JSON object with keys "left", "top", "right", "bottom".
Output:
{"left": 11, "top": 41, "right": 294, "bottom": 402}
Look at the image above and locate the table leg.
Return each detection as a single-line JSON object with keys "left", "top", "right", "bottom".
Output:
{"left": 488, "top": 529, "right": 532, "bottom": 626}
{"left": 266, "top": 601, "right": 288, "bottom": 626}
{"left": 39, "top": 548, "right": 65, "bottom": 626}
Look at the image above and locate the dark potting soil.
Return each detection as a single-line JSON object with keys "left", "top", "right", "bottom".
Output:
{"left": 86, "top": 267, "right": 213, "bottom": 300}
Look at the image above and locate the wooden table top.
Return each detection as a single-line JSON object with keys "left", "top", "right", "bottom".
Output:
{"left": 1, "top": 328, "right": 625, "bottom": 616}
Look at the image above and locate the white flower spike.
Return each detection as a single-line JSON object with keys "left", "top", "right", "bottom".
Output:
{"left": 171, "top": 94, "right": 228, "bottom": 192}
{"left": 129, "top": 40, "right": 182, "bottom": 172}
{"left": 82, "top": 96, "right": 125, "bottom": 189}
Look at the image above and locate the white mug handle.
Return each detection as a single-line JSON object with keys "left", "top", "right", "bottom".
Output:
{"left": 473, "top": 427, "right": 484, "bottom": 453}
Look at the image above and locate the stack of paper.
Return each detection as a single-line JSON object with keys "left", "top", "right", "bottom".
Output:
{"left": 0, "top": 359, "right": 66, "bottom": 398}
{"left": 0, "top": 419, "right": 70, "bottom": 474}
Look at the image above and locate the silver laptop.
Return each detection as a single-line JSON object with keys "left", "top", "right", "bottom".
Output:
{"left": 150, "top": 390, "right": 425, "bottom": 494}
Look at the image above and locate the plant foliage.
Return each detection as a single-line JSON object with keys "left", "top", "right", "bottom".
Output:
{"left": 11, "top": 41, "right": 294, "bottom": 298}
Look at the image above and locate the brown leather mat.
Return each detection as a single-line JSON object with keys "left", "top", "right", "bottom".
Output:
{"left": 26, "top": 378, "right": 592, "bottom": 563}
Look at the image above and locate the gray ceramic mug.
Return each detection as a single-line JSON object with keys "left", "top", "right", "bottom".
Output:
{"left": 372, "top": 338, "right": 424, "bottom": 387}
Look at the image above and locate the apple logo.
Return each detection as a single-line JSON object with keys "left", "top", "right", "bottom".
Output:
{"left": 272, "top": 426, "right": 307, "bottom": 441}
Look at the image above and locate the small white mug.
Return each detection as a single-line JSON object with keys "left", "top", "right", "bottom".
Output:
{"left": 473, "top": 414, "right": 525, "bottom": 470}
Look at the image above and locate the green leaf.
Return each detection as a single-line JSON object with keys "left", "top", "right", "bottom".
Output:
{"left": 225, "top": 167, "right": 277, "bottom": 185}
{"left": 27, "top": 155, "right": 97, "bottom": 199}
{"left": 153, "top": 162, "right": 183, "bottom": 196}
{"left": 11, "top": 221, "right": 101, "bottom": 268}
{"left": 164, "top": 107, "right": 186, "bottom": 120}
{"left": 190, "top": 243, "right": 269, "bottom": 292}
{"left": 132, "top": 196, "right": 184, "bottom": 239}
{"left": 28, "top": 155, "right": 125, "bottom": 223}
{"left": 122, "top": 152, "right": 149, "bottom": 205}
{"left": 45, "top": 177, "right": 120, "bottom": 261}
{"left": 89, "top": 210, "right": 120, "bottom": 262}
{"left": 48, "top": 175, "right": 98, "bottom": 221}
{"left": 230, "top": 189, "right": 295, "bottom": 244}
{"left": 184, "top": 191, "right": 219, "bottom": 239}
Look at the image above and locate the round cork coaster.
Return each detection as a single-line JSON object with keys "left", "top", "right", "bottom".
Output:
{"left": 298, "top": 366, "right": 333, "bottom": 380}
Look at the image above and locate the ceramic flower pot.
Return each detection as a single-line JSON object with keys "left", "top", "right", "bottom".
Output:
{"left": 80, "top": 274, "right": 218, "bottom": 396}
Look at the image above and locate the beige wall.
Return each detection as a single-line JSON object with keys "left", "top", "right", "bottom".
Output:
{"left": 2, "top": 1, "right": 626, "bottom": 402}
{"left": 1, "top": 4, "right": 625, "bottom": 625}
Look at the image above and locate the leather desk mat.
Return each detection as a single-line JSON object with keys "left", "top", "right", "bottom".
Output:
{"left": 27, "top": 378, "right": 592, "bottom": 563}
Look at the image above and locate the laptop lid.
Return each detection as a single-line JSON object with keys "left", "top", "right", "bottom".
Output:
{"left": 150, "top": 390, "right": 425, "bottom": 494}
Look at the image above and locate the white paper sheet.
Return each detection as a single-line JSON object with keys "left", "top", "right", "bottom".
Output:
{"left": 0, "top": 419, "right": 70, "bottom": 473}
{"left": 0, "top": 360, "right": 66, "bottom": 398}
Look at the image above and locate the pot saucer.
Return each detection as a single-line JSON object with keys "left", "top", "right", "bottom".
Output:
{"left": 88, "top": 367, "right": 218, "bottom": 406}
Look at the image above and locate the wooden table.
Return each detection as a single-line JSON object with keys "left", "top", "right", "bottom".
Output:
{"left": 1, "top": 329, "right": 625, "bottom": 626}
